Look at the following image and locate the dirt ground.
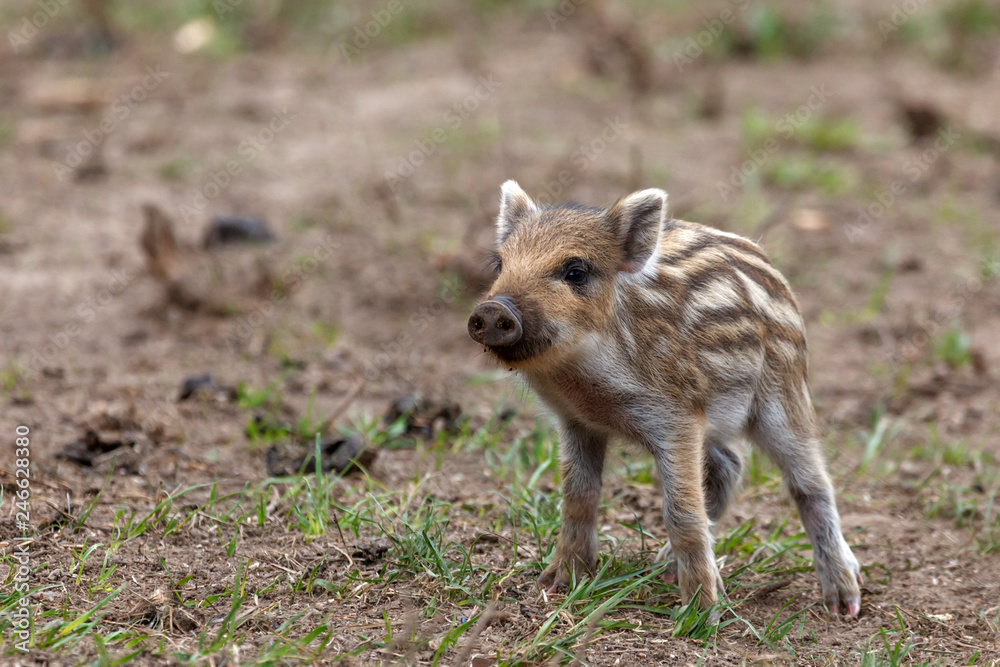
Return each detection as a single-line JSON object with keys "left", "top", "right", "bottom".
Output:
{"left": 1, "top": 0, "right": 999, "bottom": 665}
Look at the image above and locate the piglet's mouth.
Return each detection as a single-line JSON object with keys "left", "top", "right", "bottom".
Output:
{"left": 485, "top": 341, "right": 540, "bottom": 364}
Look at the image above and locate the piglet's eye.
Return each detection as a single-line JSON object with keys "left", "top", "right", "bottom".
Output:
{"left": 564, "top": 264, "right": 588, "bottom": 286}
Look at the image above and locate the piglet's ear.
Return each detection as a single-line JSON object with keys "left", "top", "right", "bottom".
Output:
{"left": 606, "top": 188, "right": 667, "bottom": 273}
{"left": 497, "top": 180, "right": 537, "bottom": 245}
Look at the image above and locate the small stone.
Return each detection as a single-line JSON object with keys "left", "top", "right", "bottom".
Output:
{"left": 351, "top": 538, "right": 391, "bottom": 563}
{"left": 178, "top": 373, "right": 235, "bottom": 402}
{"left": 792, "top": 208, "right": 829, "bottom": 232}
{"left": 202, "top": 215, "right": 276, "bottom": 248}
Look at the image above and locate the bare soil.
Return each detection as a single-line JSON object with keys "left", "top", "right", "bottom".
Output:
{"left": 1, "top": 1, "right": 999, "bottom": 664}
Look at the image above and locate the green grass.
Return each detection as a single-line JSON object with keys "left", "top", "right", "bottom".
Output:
{"left": 888, "top": 0, "right": 1000, "bottom": 71}
{"left": 743, "top": 5, "right": 835, "bottom": 59}
{"left": 898, "top": 422, "right": 1000, "bottom": 554}
{"left": 757, "top": 596, "right": 812, "bottom": 653}
{"left": 740, "top": 107, "right": 862, "bottom": 153}
{"left": 923, "top": 479, "right": 1000, "bottom": 554}
{"left": 310, "top": 320, "right": 340, "bottom": 346}
{"left": 858, "top": 412, "right": 902, "bottom": 476}
{"left": 236, "top": 381, "right": 282, "bottom": 411}
{"left": 739, "top": 106, "right": 775, "bottom": 149}
{"left": 857, "top": 609, "right": 920, "bottom": 667}
{"left": 816, "top": 260, "right": 896, "bottom": 327}
{"left": 702, "top": 4, "right": 837, "bottom": 62}
{"left": 745, "top": 448, "right": 781, "bottom": 487}
{"left": 932, "top": 325, "right": 973, "bottom": 369}
{"left": 98, "top": 0, "right": 541, "bottom": 58}
{"left": 943, "top": 0, "right": 1000, "bottom": 35}
{"left": 157, "top": 158, "right": 191, "bottom": 182}
{"left": 238, "top": 382, "right": 334, "bottom": 449}
{"left": 794, "top": 115, "right": 862, "bottom": 152}
{"left": 0, "top": 116, "right": 14, "bottom": 147}
{"left": 932, "top": 198, "right": 996, "bottom": 262}
{"left": 764, "top": 155, "right": 857, "bottom": 194}
{"left": 34, "top": 585, "right": 127, "bottom": 653}
{"left": 0, "top": 363, "right": 23, "bottom": 395}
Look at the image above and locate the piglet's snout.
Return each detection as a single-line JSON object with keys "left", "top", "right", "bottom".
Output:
{"left": 468, "top": 295, "right": 522, "bottom": 347}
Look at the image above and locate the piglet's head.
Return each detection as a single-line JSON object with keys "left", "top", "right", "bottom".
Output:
{"left": 468, "top": 180, "right": 668, "bottom": 367}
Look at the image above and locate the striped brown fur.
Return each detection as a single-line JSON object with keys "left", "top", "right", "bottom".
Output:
{"left": 470, "top": 181, "right": 862, "bottom": 617}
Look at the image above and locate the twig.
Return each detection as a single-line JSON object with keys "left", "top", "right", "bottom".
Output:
{"left": 318, "top": 377, "right": 366, "bottom": 434}
{"left": 752, "top": 196, "right": 793, "bottom": 241}
{"left": 572, "top": 608, "right": 605, "bottom": 667}
{"left": 747, "top": 577, "right": 794, "bottom": 601}
{"left": 327, "top": 523, "right": 354, "bottom": 569}
{"left": 454, "top": 602, "right": 498, "bottom": 667}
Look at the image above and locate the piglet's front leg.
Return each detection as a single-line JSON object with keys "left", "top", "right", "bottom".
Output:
{"left": 537, "top": 421, "right": 608, "bottom": 593}
{"left": 649, "top": 420, "right": 725, "bottom": 612}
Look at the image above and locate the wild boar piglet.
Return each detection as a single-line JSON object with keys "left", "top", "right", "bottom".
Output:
{"left": 468, "top": 181, "right": 862, "bottom": 616}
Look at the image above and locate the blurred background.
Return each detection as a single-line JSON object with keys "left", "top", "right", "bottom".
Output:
{"left": 1, "top": 0, "right": 999, "bottom": 663}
